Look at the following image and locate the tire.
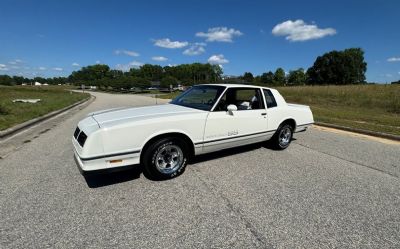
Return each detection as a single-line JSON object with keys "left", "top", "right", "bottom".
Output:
{"left": 270, "top": 124, "right": 293, "bottom": 150}
{"left": 142, "top": 137, "right": 189, "bottom": 180}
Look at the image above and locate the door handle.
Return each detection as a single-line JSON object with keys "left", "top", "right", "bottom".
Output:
{"left": 261, "top": 113, "right": 267, "bottom": 116}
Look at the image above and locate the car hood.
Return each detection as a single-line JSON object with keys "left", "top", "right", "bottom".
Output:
{"left": 89, "top": 104, "right": 204, "bottom": 127}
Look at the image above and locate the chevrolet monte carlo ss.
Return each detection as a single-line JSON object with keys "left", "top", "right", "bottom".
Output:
{"left": 72, "top": 84, "right": 314, "bottom": 179}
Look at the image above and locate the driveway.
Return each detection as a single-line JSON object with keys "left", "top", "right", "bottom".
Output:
{"left": 1, "top": 91, "right": 399, "bottom": 248}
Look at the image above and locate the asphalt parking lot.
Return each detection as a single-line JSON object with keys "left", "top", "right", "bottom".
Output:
{"left": 1, "top": 91, "right": 399, "bottom": 248}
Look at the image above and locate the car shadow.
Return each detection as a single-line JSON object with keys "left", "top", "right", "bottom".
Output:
{"left": 189, "top": 137, "right": 296, "bottom": 164}
{"left": 82, "top": 138, "right": 298, "bottom": 187}
{"left": 191, "top": 142, "right": 267, "bottom": 165}
{"left": 83, "top": 165, "right": 143, "bottom": 188}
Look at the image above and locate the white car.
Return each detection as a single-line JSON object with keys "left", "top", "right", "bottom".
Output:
{"left": 73, "top": 84, "right": 314, "bottom": 179}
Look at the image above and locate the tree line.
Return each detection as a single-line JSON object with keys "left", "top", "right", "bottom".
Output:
{"left": 237, "top": 48, "right": 368, "bottom": 86}
{"left": 0, "top": 48, "right": 373, "bottom": 87}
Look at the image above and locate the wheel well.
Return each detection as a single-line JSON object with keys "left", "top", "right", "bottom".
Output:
{"left": 140, "top": 133, "right": 195, "bottom": 163}
{"left": 280, "top": 118, "right": 296, "bottom": 130}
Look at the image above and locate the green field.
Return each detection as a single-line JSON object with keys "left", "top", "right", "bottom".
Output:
{"left": 0, "top": 86, "right": 89, "bottom": 131}
{"left": 157, "top": 84, "right": 400, "bottom": 136}
{"left": 277, "top": 85, "right": 400, "bottom": 135}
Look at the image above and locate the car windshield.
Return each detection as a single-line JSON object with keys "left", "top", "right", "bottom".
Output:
{"left": 170, "top": 85, "right": 226, "bottom": 111}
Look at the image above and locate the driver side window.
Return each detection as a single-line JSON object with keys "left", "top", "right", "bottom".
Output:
{"left": 214, "top": 88, "right": 265, "bottom": 111}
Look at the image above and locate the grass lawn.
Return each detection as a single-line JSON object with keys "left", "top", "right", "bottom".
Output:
{"left": 157, "top": 84, "right": 400, "bottom": 136}
{"left": 0, "top": 85, "right": 89, "bottom": 131}
{"left": 156, "top": 91, "right": 183, "bottom": 99}
{"left": 276, "top": 85, "right": 400, "bottom": 135}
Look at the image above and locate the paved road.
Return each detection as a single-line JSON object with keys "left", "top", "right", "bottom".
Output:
{"left": 1, "top": 91, "right": 399, "bottom": 248}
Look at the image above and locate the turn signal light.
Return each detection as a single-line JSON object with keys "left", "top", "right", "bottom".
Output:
{"left": 109, "top": 159, "right": 123, "bottom": 163}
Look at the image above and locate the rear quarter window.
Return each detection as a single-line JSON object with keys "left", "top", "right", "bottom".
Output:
{"left": 263, "top": 89, "right": 277, "bottom": 108}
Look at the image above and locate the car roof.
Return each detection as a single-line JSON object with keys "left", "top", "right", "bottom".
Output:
{"left": 196, "top": 83, "right": 274, "bottom": 90}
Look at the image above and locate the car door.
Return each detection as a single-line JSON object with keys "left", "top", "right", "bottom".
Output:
{"left": 201, "top": 87, "right": 272, "bottom": 153}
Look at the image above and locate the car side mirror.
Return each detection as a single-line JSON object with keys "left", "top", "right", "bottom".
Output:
{"left": 227, "top": 104, "right": 237, "bottom": 115}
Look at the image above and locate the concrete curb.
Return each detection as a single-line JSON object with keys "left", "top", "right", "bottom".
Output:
{"left": 314, "top": 122, "right": 400, "bottom": 141}
{"left": 0, "top": 95, "right": 95, "bottom": 139}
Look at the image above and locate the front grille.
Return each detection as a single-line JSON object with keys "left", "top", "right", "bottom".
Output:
{"left": 77, "top": 131, "right": 87, "bottom": 147}
{"left": 73, "top": 127, "right": 80, "bottom": 139}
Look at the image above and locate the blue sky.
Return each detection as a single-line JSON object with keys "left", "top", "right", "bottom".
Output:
{"left": 1, "top": 0, "right": 399, "bottom": 83}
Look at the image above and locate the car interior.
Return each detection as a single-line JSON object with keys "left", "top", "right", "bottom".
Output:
{"left": 214, "top": 88, "right": 264, "bottom": 111}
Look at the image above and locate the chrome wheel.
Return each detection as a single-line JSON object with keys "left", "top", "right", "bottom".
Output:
{"left": 154, "top": 145, "right": 183, "bottom": 174}
{"left": 279, "top": 126, "right": 292, "bottom": 147}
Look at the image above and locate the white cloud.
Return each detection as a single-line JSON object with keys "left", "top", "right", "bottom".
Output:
{"left": 154, "top": 38, "right": 189, "bottom": 49}
{"left": 129, "top": 61, "right": 143, "bottom": 67}
{"left": 385, "top": 74, "right": 393, "bottom": 77}
{"left": 272, "top": 20, "right": 336, "bottom": 41}
{"left": 0, "top": 64, "right": 6, "bottom": 67}
{"left": 183, "top": 43, "right": 206, "bottom": 56}
{"left": 72, "top": 62, "right": 80, "bottom": 67}
{"left": 8, "top": 59, "right": 23, "bottom": 65}
{"left": 208, "top": 54, "right": 229, "bottom": 64}
{"left": 196, "top": 27, "right": 243, "bottom": 42}
{"left": 387, "top": 57, "right": 400, "bottom": 62}
{"left": 53, "top": 67, "right": 63, "bottom": 71}
{"left": 95, "top": 60, "right": 101, "bottom": 64}
{"left": 115, "top": 61, "right": 143, "bottom": 72}
{"left": 167, "top": 64, "right": 177, "bottom": 67}
{"left": 39, "top": 67, "right": 46, "bottom": 70}
{"left": 0, "top": 67, "right": 9, "bottom": 71}
{"left": 114, "top": 50, "right": 140, "bottom": 57}
{"left": 152, "top": 56, "right": 168, "bottom": 62}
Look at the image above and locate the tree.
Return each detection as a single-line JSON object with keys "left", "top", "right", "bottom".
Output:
{"left": 0, "top": 75, "right": 13, "bottom": 85}
{"left": 69, "top": 64, "right": 110, "bottom": 84}
{"left": 242, "top": 72, "right": 254, "bottom": 83}
{"left": 140, "top": 64, "right": 163, "bottom": 81}
{"left": 34, "top": 77, "right": 47, "bottom": 83}
{"left": 307, "top": 48, "right": 367, "bottom": 84}
{"left": 273, "top": 68, "right": 286, "bottom": 85}
{"left": 260, "top": 71, "right": 274, "bottom": 84}
{"left": 133, "top": 77, "right": 151, "bottom": 89}
{"left": 391, "top": 80, "right": 400, "bottom": 85}
{"left": 287, "top": 68, "right": 306, "bottom": 85}
{"left": 210, "top": 64, "right": 223, "bottom": 82}
{"left": 160, "top": 76, "right": 178, "bottom": 89}
{"left": 12, "top": 76, "right": 25, "bottom": 85}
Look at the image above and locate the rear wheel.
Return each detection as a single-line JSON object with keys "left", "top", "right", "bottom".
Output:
{"left": 142, "top": 137, "right": 189, "bottom": 180}
{"left": 270, "top": 124, "right": 293, "bottom": 150}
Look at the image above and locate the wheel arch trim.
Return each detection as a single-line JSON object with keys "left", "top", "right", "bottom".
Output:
{"left": 139, "top": 130, "right": 196, "bottom": 163}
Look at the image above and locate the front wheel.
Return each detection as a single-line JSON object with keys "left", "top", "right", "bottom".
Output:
{"left": 142, "top": 137, "right": 189, "bottom": 180}
{"left": 270, "top": 124, "right": 293, "bottom": 150}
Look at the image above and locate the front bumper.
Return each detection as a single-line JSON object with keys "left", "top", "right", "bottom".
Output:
{"left": 74, "top": 153, "right": 139, "bottom": 176}
{"left": 72, "top": 138, "right": 141, "bottom": 175}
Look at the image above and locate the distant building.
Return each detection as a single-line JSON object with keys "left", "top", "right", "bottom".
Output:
{"left": 173, "top": 84, "right": 185, "bottom": 91}
{"left": 221, "top": 75, "right": 239, "bottom": 80}
{"left": 34, "top": 82, "right": 42, "bottom": 86}
{"left": 221, "top": 75, "right": 243, "bottom": 84}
